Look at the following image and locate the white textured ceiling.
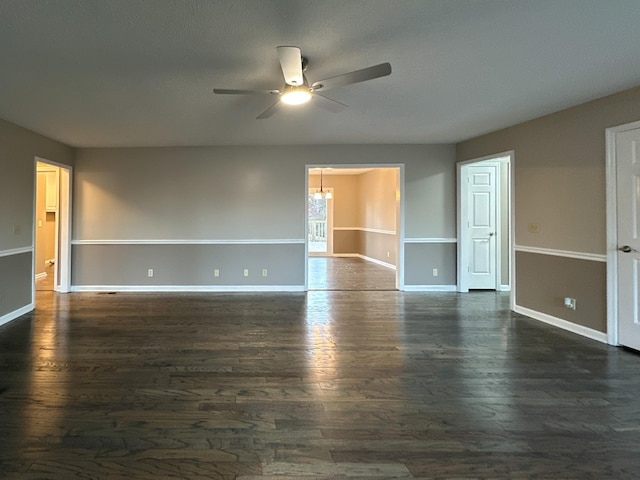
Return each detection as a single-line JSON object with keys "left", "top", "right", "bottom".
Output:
{"left": 1, "top": 0, "right": 640, "bottom": 148}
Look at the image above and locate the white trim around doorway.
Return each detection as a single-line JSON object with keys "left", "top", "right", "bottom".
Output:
{"left": 34, "top": 157, "right": 73, "bottom": 298}
{"left": 456, "top": 151, "right": 514, "bottom": 308}
{"left": 304, "top": 163, "right": 406, "bottom": 291}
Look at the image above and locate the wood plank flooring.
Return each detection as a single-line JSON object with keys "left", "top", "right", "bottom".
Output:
{"left": 1, "top": 288, "right": 640, "bottom": 478}
{"left": 35, "top": 263, "right": 55, "bottom": 291}
{"left": 308, "top": 257, "right": 396, "bottom": 290}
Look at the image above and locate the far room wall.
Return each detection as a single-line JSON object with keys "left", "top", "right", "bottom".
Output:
{"left": 309, "top": 168, "right": 398, "bottom": 266}
{"left": 72, "top": 145, "right": 457, "bottom": 290}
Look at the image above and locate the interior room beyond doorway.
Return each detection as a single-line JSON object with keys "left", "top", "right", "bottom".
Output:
{"left": 35, "top": 162, "right": 60, "bottom": 292}
{"left": 307, "top": 166, "right": 401, "bottom": 291}
{"left": 34, "top": 158, "right": 72, "bottom": 297}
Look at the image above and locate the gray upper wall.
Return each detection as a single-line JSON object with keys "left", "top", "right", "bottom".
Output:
{"left": 73, "top": 145, "right": 456, "bottom": 241}
{"left": 0, "top": 118, "right": 74, "bottom": 251}
{"left": 457, "top": 85, "right": 640, "bottom": 255}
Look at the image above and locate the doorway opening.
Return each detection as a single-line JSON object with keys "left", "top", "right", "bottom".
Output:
{"left": 305, "top": 165, "right": 404, "bottom": 291}
{"left": 457, "top": 153, "right": 513, "bottom": 301}
{"left": 34, "top": 158, "right": 72, "bottom": 299}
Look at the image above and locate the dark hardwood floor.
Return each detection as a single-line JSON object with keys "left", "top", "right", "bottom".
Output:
{"left": 1, "top": 274, "right": 640, "bottom": 478}
{"left": 308, "top": 257, "right": 396, "bottom": 290}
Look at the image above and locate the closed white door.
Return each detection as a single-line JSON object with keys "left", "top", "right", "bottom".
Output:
{"left": 616, "top": 127, "right": 640, "bottom": 350}
{"left": 467, "top": 164, "right": 497, "bottom": 290}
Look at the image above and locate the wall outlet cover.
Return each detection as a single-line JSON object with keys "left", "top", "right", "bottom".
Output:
{"left": 564, "top": 297, "right": 576, "bottom": 310}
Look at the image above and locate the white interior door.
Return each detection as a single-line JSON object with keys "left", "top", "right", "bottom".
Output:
{"left": 616, "top": 127, "right": 640, "bottom": 350}
{"left": 466, "top": 164, "right": 497, "bottom": 290}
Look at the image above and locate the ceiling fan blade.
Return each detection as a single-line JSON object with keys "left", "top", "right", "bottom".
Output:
{"left": 213, "top": 88, "right": 278, "bottom": 95}
{"left": 256, "top": 100, "right": 282, "bottom": 119}
{"left": 277, "top": 46, "right": 304, "bottom": 86}
{"left": 313, "top": 93, "right": 348, "bottom": 113}
{"left": 312, "top": 62, "right": 391, "bottom": 91}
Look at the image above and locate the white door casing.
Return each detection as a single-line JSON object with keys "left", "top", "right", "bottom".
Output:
{"left": 613, "top": 127, "right": 640, "bottom": 350}
{"left": 57, "top": 167, "right": 72, "bottom": 293}
{"left": 33, "top": 158, "right": 72, "bottom": 298}
{"left": 464, "top": 164, "right": 498, "bottom": 290}
{"left": 304, "top": 164, "right": 406, "bottom": 292}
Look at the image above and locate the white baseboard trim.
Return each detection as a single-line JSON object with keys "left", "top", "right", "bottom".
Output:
{"left": 497, "top": 284, "right": 511, "bottom": 292}
{"left": 332, "top": 253, "right": 396, "bottom": 270}
{"left": 358, "top": 254, "right": 396, "bottom": 270}
{"left": 35, "top": 272, "right": 47, "bottom": 281}
{"left": 0, "top": 303, "right": 34, "bottom": 328}
{"left": 403, "top": 285, "right": 457, "bottom": 292}
{"left": 514, "top": 305, "right": 607, "bottom": 344}
{"left": 71, "top": 285, "right": 306, "bottom": 293}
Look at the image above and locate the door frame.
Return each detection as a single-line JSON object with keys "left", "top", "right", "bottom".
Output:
{"left": 605, "top": 119, "right": 640, "bottom": 346}
{"left": 33, "top": 157, "right": 72, "bottom": 298}
{"left": 457, "top": 152, "right": 514, "bottom": 302}
{"left": 304, "top": 163, "right": 405, "bottom": 291}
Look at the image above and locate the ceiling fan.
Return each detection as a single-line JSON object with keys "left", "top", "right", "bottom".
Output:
{"left": 213, "top": 46, "right": 391, "bottom": 119}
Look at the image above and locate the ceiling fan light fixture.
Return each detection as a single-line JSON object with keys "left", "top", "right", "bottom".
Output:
{"left": 280, "top": 85, "right": 312, "bottom": 105}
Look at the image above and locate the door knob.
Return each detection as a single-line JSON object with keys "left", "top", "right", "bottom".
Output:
{"left": 619, "top": 245, "right": 635, "bottom": 253}
{"left": 488, "top": 232, "right": 495, "bottom": 237}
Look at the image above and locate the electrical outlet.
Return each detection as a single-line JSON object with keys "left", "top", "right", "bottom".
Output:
{"left": 432, "top": 268, "right": 438, "bottom": 277}
{"left": 147, "top": 268, "right": 154, "bottom": 277}
{"left": 262, "top": 269, "right": 268, "bottom": 277}
{"left": 214, "top": 269, "right": 219, "bottom": 277}
{"left": 387, "top": 251, "right": 390, "bottom": 258}
{"left": 528, "top": 223, "right": 540, "bottom": 233}
{"left": 243, "top": 269, "right": 249, "bottom": 277}
{"left": 564, "top": 297, "right": 576, "bottom": 310}
{"left": 13, "top": 224, "right": 21, "bottom": 235}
